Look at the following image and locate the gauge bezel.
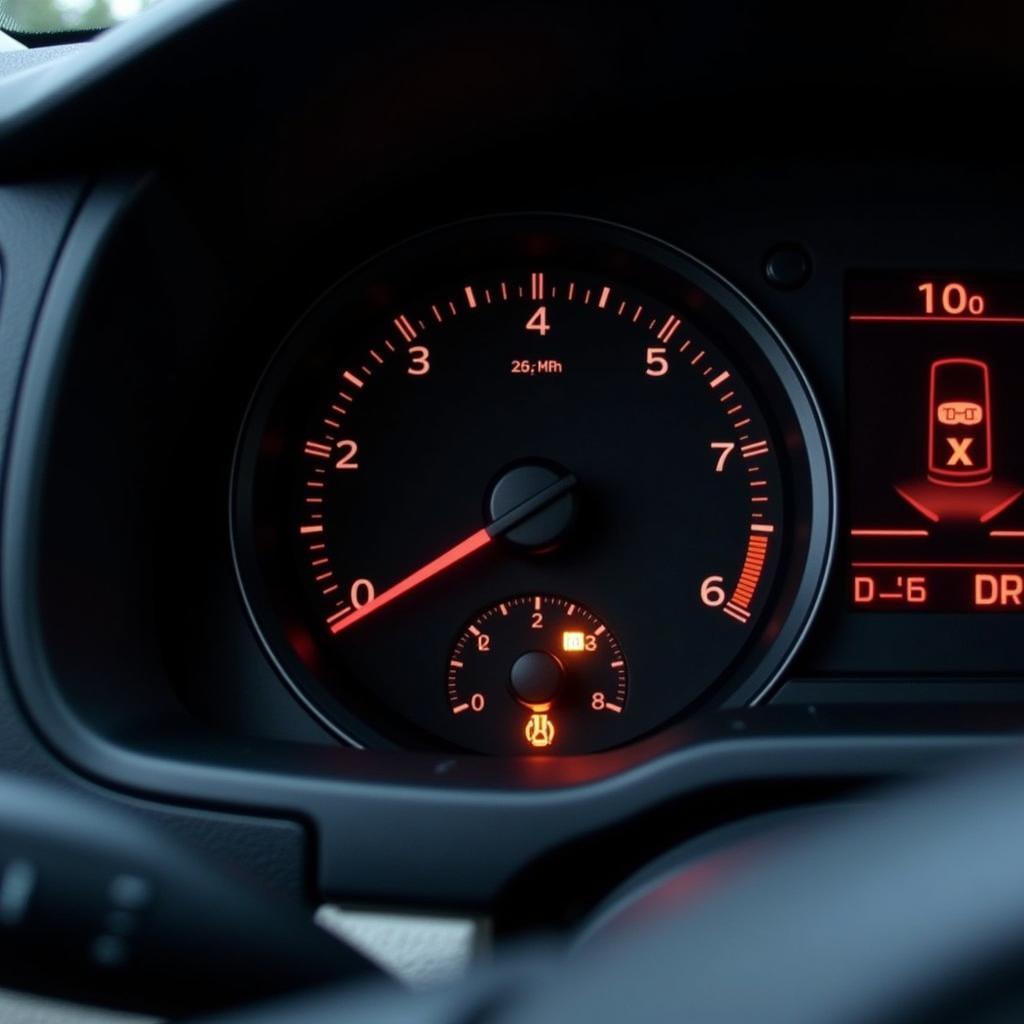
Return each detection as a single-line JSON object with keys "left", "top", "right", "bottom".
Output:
{"left": 230, "top": 214, "right": 837, "bottom": 751}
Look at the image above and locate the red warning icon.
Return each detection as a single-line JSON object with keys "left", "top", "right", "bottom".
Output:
{"left": 928, "top": 358, "right": 992, "bottom": 485}
{"left": 896, "top": 357, "right": 1022, "bottom": 523}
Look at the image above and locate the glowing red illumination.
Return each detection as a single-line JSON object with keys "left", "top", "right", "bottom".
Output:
{"left": 329, "top": 529, "right": 491, "bottom": 634}
{"left": 850, "top": 529, "right": 929, "bottom": 537}
{"left": 975, "top": 574, "right": 1024, "bottom": 606}
{"left": 928, "top": 359, "right": 992, "bottom": 485}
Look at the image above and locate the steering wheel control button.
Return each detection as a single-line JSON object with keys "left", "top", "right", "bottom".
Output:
{"left": 0, "top": 860, "right": 37, "bottom": 927}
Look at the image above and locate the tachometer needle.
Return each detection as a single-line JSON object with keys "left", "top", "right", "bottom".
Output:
{"left": 329, "top": 473, "right": 576, "bottom": 634}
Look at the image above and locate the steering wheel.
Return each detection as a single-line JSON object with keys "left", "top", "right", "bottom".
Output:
{"left": 189, "top": 750, "right": 1024, "bottom": 1024}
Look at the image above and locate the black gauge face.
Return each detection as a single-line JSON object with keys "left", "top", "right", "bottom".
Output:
{"left": 233, "top": 217, "right": 833, "bottom": 755}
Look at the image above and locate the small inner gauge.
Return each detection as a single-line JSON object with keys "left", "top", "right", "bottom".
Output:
{"left": 448, "top": 595, "right": 627, "bottom": 756}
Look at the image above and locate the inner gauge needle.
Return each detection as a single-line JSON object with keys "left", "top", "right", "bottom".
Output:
{"left": 329, "top": 473, "right": 577, "bottom": 635}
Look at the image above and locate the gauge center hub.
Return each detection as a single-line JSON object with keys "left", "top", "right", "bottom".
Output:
{"left": 509, "top": 649, "right": 564, "bottom": 710}
{"left": 486, "top": 460, "right": 576, "bottom": 552}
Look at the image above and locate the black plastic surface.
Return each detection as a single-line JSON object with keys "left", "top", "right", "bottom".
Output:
{"left": 0, "top": 774, "right": 377, "bottom": 1015}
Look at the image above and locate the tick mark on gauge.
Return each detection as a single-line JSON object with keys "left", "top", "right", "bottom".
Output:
{"left": 394, "top": 315, "right": 417, "bottom": 341}
{"left": 657, "top": 315, "right": 681, "bottom": 341}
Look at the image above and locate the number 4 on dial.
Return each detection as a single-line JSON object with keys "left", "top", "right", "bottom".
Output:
{"left": 525, "top": 307, "right": 551, "bottom": 335}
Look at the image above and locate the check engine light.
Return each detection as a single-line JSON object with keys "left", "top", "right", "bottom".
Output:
{"left": 525, "top": 713, "right": 555, "bottom": 748}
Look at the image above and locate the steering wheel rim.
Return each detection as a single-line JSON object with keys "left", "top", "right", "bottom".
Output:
{"left": 192, "top": 749, "right": 1024, "bottom": 1024}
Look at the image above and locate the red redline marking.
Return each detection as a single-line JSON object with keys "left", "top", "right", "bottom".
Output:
{"left": 329, "top": 529, "right": 492, "bottom": 634}
{"left": 850, "top": 529, "right": 930, "bottom": 537}
{"left": 850, "top": 315, "right": 1024, "bottom": 325}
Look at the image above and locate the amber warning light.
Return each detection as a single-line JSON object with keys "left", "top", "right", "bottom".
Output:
{"left": 847, "top": 273, "right": 1024, "bottom": 612}
{"left": 562, "top": 630, "right": 586, "bottom": 652}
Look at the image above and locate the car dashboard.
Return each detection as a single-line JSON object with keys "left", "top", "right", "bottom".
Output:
{"left": 0, "top": 0, "right": 1022, "bottom": 960}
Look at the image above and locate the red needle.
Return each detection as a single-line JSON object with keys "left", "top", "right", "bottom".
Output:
{"left": 329, "top": 529, "right": 491, "bottom": 634}
{"left": 327, "top": 472, "right": 576, "bottom": 635}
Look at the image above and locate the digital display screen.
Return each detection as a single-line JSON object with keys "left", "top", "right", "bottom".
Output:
{"left": 848, "top": 273, "right": 1024, "bottom": 611}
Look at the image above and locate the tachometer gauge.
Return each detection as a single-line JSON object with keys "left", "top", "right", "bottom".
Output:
{"left": 232, "top": 216, "right": 834, "bottom": 754}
